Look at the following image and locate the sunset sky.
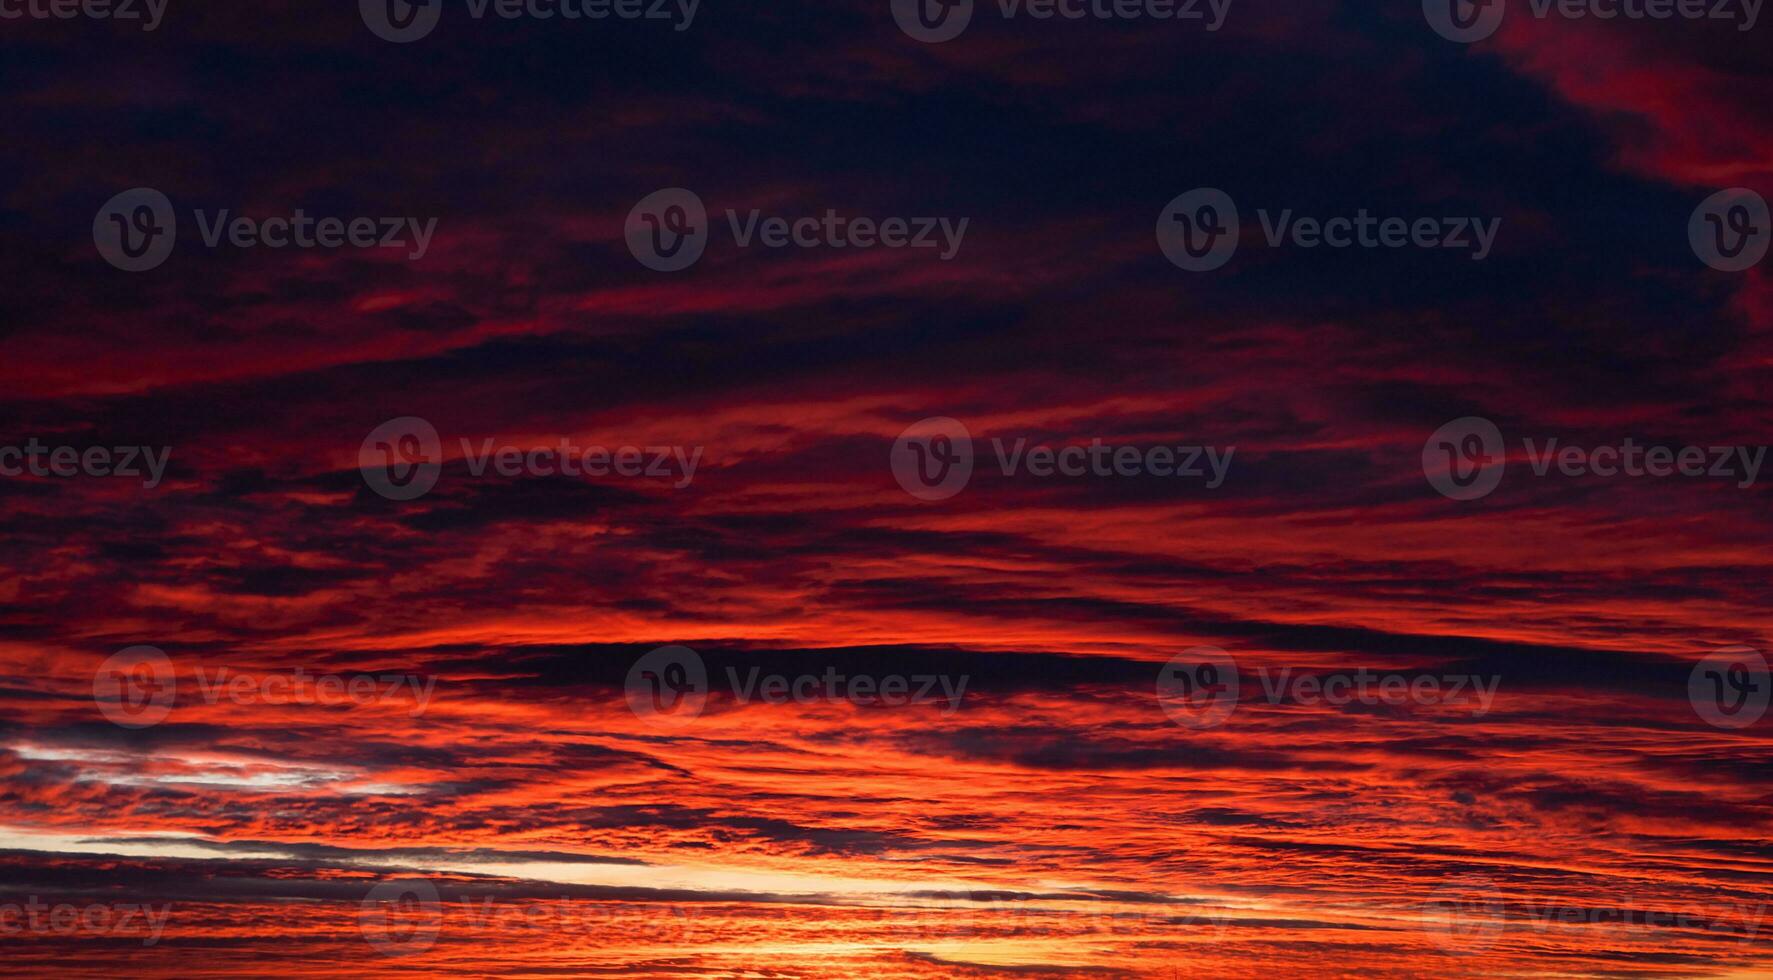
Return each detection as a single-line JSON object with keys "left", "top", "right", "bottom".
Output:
{"left": 2, "top": 0, "right": 1771, "bottom": 976}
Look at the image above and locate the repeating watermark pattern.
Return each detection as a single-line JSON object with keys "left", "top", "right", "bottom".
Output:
{"left": 1156, "top": 647, "right": 1240, "bottom": 728}
{"left": 0, "top": 898, "right": 173, "bottom": 947}
{"left": 457, "top": 439, "right": 701, "bottom": 487}
{"left": 190, "top": 209, "right": 438, "bottom": 259}
{"left": 1425, "top": 0, "right": 1763, "bottom": 43}
{"left": 359, "top": 417, "right": 703, "bottom": 501}
{"left": 1423, "top": 876, "right": 1506, "bottom": 953}
{"left": 892, "top": 417, "right": 1234, "bottom": 501}
{"left": 92, "top": 645, "right": 176, "bottom": 729}
{"left": 892, "top": 0, "right": 1232, "bottom": 43}
{"left": 1155, "top": 187, "right": 1238, "bottom": 271}
{"left": 1508, "top": 897, "right": 1767, "bottom": 940}
{"left": 1690, "top": 188, "right": 1769, "bottom": 272}
{"left": 361, "top": 879, "right": 703, "bottom": 955}
{"left": 1514, "top": 435, "right": 1763, "bottom": 486}
{"left": 360, "top": 880, "right": 444, "bottom": 955}
{"left": 189, "top": 666, "right": 435, "bottom": 716}
{"left": 1688, "top": 647, "right": 1768, "bottom": 729}
{"left": 92, "top": 188, "right": 175, "bottom": 273}
{"left": 361, "top": 0, "right": 697, "bottom": 43}
{"left": 92, "top": 646, "right": 436, "bottom": 728}
{"left": 360, "top": 417, "right": 444, "bottom": 501}
{"left": 0, "top": 440, "right": 170, "bottom": 489}
{"left": 0, "top": 0, "right": 166, "bottom": 30}
{"left": 873, "top": 893, "right": 1230, "bottom": 945}
{"left": 1421, "top": 416, "right": 1507, "bottom": 501}
{"left": 95, "top": 188, "right": 439, "bottom": 272}
{"left": 624, "top": 645, "right": 710, "bottom": 721}
{"left": 1159, "top": 189, "right": 1501, "bottom": 271}
{"left": 891, "top": 417, "right": 974, "bottom": 501}
{"left": 1256, "top": 667, "right": 1500, "bottom": 716}
{"left": 626, "top": 188, "right": 969, "bottom": 271}
{"left": 1425, "top": 875, "right": 1766, "bottom": 954}
{"left": 1158, "top": 650, "right": 1502, "bottom": 728}
{"left": 626, "top": 188, "right": 708, "bottom": 272}
{"left": 623, "top": 645, "right": 969, "bottom": 721}
{"left": 1424, "top": 417, "right": 1766, "bottom": 500}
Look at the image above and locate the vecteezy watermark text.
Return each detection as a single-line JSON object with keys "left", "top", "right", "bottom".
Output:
{"left": 891, "top": 417, "right": 1233, "bottom": 501}
{"left": 892, "top": 0, "right": 1231, "bottom": 43}
{"left": 1159, "top": 188, "right": 1501, "bottom": 271}
{"left": 625, "top": 188, "right": 968, "bottom": 271}
{"left": 1254, "top": 667, "right": 1499, "bottom": 715}
{"left": 1424, "top": 875, "right": 1766, "bottom": 955}
{"left": 360, "top": 880, "right": 695, "bottom": 955}
{"left": 0, "top": 440, "right": 170, "bottom": 489}
{"left": 94, "top": 187, "right": 439, "bottom": 272}
{"left": 359, "top": 417, "right": 703, "bottom": 501}
{"left": 0, "top": 898, "right": 172, "bottom": 947}
{"left": 1157, "top": 648, "right": 1501, "bottom": 728}
{"left": 624, "top": 645, "right": 969, "bottom": 720}
{"left": 192, "top": 210, "right": 437, "bottom": 259}
{"left": 0, "top": 0, "right": 166, "bottom": 30}
{"left": 92, "top": 645, "right": 436, "bottom": 729}
{"left": 1423, "top": 416, "right": 1765, "bottom": 501}
{"left": 190, "top": 666, "right": 436, "bottom": 716}
{"left": 1425, "top": 0, "right": 1762, "bottom": 44}
{"left": 361, "top": 0, "right": 697, "bottom": 43}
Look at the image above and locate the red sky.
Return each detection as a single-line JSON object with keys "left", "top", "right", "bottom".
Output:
{"left": 1, "top": 0, "right": 1770, "bottom": 976}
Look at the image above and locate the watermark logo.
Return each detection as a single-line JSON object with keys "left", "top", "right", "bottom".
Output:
{"left": 361, "top": 417, "right": 444, "bottom": 501}
{"left": 1157, "top": 188, "right": 1239, "bottom": 272}
{"left": 1423, "top": 416, "right": 1507, "bottom": 500}
{"left": 360, "top": 0, "right": 442, "bottom": 41}
{"left": 95, "top": 188, "right": 438, "bottom": 270}
{"left": 625, "top": 645, "right": 709, "bottom": 720}
{"left": 1689, "top": 647, "right": 1768, "bottom": 729}
{"left": 626, "top": 189, "right": 968, "bottom": 271}
{"left": 1161, "top": 189, "right": 1500, "bottom": 271}
{"left": 893, "top": 0, "right": 1230, "bottom": 42}
{"left": 93, "top": 645, "right": 175, "bottom": 729}
{"left": 361, "top": 0, "right": 697, "bottom": 41}
{"left": 623, "top": 646, "right": 970, "bottom": 720}
{"left": 892, "top": 417, "right": 974, "bottom": 501}
{"left": 94, "top": 188, "right": 176, "bottom": 272}
{"left": 1424, "top": 417, "right": 1767, "bottom": 500}
{"left": 1424, "top": 881, "right": 1765, "bottom": 954}
{"left": 1157, "top": 651, "right": 1496, "bottom": 726}
{"left": 1513, "top": 896, "right": 1766, "bottom": 939}
{"left": 358, "top": 417, "right": 704, "bottom": 501}
{"left": 1428, "top": 0, "right": 1762, "bottom": 42}
{"left": 93, "top": 648, "right": 436, "bottom": 729}
{"left": 1156, "top": 647, "right": 1239, "bottom": 728}
{"left": 1423, "top": 876, "right": 1505, "bottom": 953}
{"left": 1423, "top": 0, "right": 1505, "bottom": 43}
{"left": 360, "top": 880, "right": 699, "bottom": 955}
{"left": 360, "top": 879, "right": 444, "bottom": 955}
{"left": 1690, "top": 188, "right": 1769, "bottom": 272}
{"left": 626, "top": 187, "right": 708, "bottom": 272}
{"left": 892, "top": 417, "right": 1233, "bottom": 501}
{"left": 892, "top": 0, "right": 972, "bottom": 41}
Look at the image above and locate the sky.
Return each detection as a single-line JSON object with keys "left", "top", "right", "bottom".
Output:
{"left": 1, "top": 0, "right": 1771, "bottom": 976}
